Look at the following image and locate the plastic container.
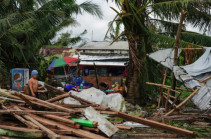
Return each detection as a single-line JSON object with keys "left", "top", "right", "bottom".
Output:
{"left": 71, "top": 118, "right": 96, "bottom": 127}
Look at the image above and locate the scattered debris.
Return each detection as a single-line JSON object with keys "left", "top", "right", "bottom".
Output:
{"left": 0, "top": 83, "right": 199, "bottom": 138}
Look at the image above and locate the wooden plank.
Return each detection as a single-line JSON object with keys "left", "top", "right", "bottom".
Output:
{"left": 15, "top": 92, "right": 35, "bottom": 108}
{"left": 2, "top": 106, "right": 39, "bottom": 129}
{"left": 0, "top": 125, "right": 42, "bottom": 133}
{"left": 146, "top": 82, "right": 181, "bottom": 94}
{"left": 42, "top": 114, "right": 79, "bottom": 128}
{"left": 0, "top": 128, "right": 43, "bottom": 138}
{"left": 159, "top": 68, "right": 168, "bottom": 108}
{"left": 12, "top": 91, "right": 78, "bottom": 114}
{"left": 0, "top": 110, "right": 70, "bottom": 116}
{"left": 0, "top": 96, "right": 24, "bottom": 103}
{"left": 14, "top": 107, "right": 60, "bottom": 139}
{"left": 29, "top": 114, "right": 108, "bottom": 139}
{"left": 117, "top": 111, "right": 195, "bottom": 137}
{"left": 0, "top": 89, "right": 21, "bottom": 99}
{"left": 115, "top": 125, "right": 132, "bottom": 130}
{"left": 46, "top": 93, "right": 70, "bottom": 103}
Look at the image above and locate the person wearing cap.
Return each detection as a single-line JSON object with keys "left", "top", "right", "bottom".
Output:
{"left": 28, "top": 70, "right": 44, "bottom": 98}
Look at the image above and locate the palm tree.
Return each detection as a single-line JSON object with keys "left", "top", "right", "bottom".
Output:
{"left": 105, "top": 21, "right": 127, "bottom": 41}
{"left": 0, "top": 0, "right": 102, "bottom": 84}
{"left": 105, "top": 0, "right": 211, "bottom": 104}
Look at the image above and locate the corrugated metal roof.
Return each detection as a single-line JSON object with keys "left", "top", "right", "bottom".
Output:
{"left": 73, "top": 54, "right": 129, "bottom": 61}
{"left": 79, "top": 61, "right": 127, "bottom": 66}
{"left": 78, "top": 41, "right": 129, "bottom": 50}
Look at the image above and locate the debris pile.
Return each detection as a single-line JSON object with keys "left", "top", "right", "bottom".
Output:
{"left": 0, "top": 84, "right": 196, "bottom": 138}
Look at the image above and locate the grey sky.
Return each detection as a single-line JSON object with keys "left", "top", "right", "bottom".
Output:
{"left": 67, "top": 0, "right": 117, "bottom": 42}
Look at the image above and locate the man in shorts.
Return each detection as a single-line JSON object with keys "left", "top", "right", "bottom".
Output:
{"left": 28, "top": 70, "right": 44, "bottom": 98}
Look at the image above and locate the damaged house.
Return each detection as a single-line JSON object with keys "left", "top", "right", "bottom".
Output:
{"left": 75, "top": 41, "right": 129, "bottom": 89}
{"left": 149, "top": 47, "right": 211, "bottom": 111}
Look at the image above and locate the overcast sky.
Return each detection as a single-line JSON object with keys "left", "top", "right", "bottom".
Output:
{"left": 63, "top": 0, "right": 118, "bottom": 42}
{"left": 56, "top": 0, "right": 208, "bottom": 45}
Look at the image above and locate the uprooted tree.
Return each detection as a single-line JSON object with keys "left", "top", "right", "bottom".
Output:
{"left": 106, "top": 0, "right": 211, "bottom": 104}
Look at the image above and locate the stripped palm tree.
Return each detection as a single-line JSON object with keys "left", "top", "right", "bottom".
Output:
{"left": 105, "top": 0, "right": 211, "bottom": 104}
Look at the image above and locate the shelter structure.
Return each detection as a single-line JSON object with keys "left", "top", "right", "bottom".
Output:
{"left": 76, "top": 41, "right": 129, "bottom": 89}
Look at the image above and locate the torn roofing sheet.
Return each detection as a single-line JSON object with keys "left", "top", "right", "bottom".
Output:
{"left": 149, "top": 48, "right": 211, "bottom": 110}
{"left": 181, "top": 47, "right": 211, "bottom": 76}
{"left": 148, "top": 49, "right": 182, "bottom": 70}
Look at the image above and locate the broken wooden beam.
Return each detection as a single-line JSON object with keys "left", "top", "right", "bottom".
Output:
{"left": 146, "top": 82, "right": 181, "bottom": 94}
{"left": 0, "top": 110, "right": 70, "bottom": 116}
{"left": 29, "top": 114, "right": 108, "bottom": 139}
{"left": 0, "top": 96, "right": 25, "bottom": 103}
{"left": 46, "top": 93, "right": 71, "bottom": 103}
{"left": 2, "top": 105, "right": 39, "bottom": 129}
{"left": 42, "top": 114, "right": 80, "bottom": 128}
{"left": 0, "top": 125, "right": 43, "bottom": 138}
{"left": 12, "top": 91, "right": 79, "bottom": 114}
{"left": 164, "top": 88, "right": 199, "bottom": 117}
{"left": 117, "top": 111, "right": 195, "bottom": 137}
{"left": 115, "top": 125, "right": 132, "bottom": 130}
{"left": 0, "top": 89, "right": 21, "bottom": 100}
{"left": 13, "top": 107, "right": 60, "bottom": 139}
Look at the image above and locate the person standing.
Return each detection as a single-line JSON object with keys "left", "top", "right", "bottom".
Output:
{"left": 28, "top": 70, "right": 44, "bottom": 98}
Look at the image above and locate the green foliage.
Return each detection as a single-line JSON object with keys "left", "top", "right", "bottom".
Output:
{"left": 105, "top": 0, "right": 211, "bottom": 104}
{"left": 0, "top": 60, "right": 9, "bottom": 87}
{"left": 0, "top": 0, "right": 102, "bottom": 84}
{"left": 37, "top": 56, "right": 58, "bottom": 82}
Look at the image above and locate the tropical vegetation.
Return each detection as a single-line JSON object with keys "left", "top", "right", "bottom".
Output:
{"left": 105, "top": 0, "right": 211, "bottom": 104}
{"left": 0, "top": 0, "right": 102, "bottom": 86}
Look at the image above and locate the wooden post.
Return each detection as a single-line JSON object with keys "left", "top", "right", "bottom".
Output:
{"left": 165, "top": 88, "right": 171, "bottom": 112}
{"left": 171, "top": 10, "right": 186, "bottom": 95}
{"left": 94, "top": 63, "right": 99, "bottom": 89}
{"left": 158, "top": 68, "right": 168, "bottom": 108}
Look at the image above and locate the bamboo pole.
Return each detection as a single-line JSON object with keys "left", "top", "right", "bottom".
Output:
{"left": 165, "top": 89, "right": 171, "bottom": 112}
{"left": 30, "top": 114, "right": 108, "bottom": 139}
{"left": 46, "top": 93, "right": 71, "bottom": 103}
{"left": 1, "top": 106, "right": 39, "bottom": 129}
{"left": 158, "top": 68, "right": 168, "bottom": 108}
{"left": 12, "top": 91, "right": 78, "bottom": 114}
{"left": 146, "top": 82, "right": 181, "bottom": 94}
{"left": 14, "top": 107, "right": 60, "bottom": 139}
{"left": 171, "top": 10, "right": 186, "bottom": 95}
{"left": 0, "top": 110, "right": 70, "bottom": 116}
{"left": 164, "top": 88, "right": 199, "bottom": 117}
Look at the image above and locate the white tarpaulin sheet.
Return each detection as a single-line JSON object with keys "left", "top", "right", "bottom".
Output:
{"left": 182, "top": 47, "right": 211, "bottom": 76}
{"left": 148, "top": 49, "right": 181, "bottom": 70}
{"left": 63, "top": 87, "right": 126, "bottom": 112}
